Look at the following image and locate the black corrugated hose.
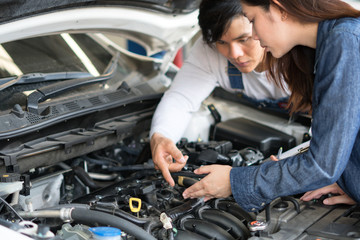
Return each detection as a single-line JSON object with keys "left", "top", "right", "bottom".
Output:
{"left": 71, "top": 208, "right": 156, "bottom": 240}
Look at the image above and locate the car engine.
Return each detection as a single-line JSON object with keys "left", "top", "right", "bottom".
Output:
{"left": 1, "top": 136, "right": 359, "bottom": 240}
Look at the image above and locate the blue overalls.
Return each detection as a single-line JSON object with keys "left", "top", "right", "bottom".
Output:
{"left": 227, "top": 61, "right": 289, "bottom": 113}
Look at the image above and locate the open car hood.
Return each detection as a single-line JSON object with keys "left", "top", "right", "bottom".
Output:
{"left": 0, "top": 0, "right": 200, "bottom": 60}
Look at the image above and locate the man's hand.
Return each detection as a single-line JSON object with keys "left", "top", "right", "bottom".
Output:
{"left": 182, "top": 165, "right": 232, "bottom": 201}
{"left": 150, "top": 133, "right": 187, "bottom": 187}
{"left": 300, "top": 183, "right": 356, "bottom": 205}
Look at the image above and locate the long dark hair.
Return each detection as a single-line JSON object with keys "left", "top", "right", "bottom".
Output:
{"left": 198, "top": 0, "right": 243, "bottom": 46}
{"left": 241, "top": 0, "right": 360, "bottom": 113}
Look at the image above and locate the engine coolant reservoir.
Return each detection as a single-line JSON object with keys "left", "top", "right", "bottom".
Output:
{"left": 182, "top": 103, "right": 214, "bottom": 142}
{"left": 89, "top": 227, "right": 122, "bottom": 240}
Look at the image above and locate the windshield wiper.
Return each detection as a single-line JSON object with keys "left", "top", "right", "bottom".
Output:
{"left": 0, "top": 72, "right": 94, "bottom": 91}
{"left": 26, "top": 52, "right": 120, "bottom": 115}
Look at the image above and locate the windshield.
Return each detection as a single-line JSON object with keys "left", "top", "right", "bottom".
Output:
{"left": 0, "top": 33, "right": 113, "bottom": 78}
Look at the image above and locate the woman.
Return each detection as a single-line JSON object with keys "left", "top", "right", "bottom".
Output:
{"left": 183, "top": 0, "right": 359, "bottom": 210}
{"left": 150, "top": 0, "right": 290, "bottom": 187}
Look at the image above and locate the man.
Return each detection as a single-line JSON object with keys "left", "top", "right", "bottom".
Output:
{"left": 150, "top": 0, "right": 290, "bottom": 187}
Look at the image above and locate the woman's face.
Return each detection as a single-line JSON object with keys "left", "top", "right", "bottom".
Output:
{"left": 215, "top": 16, "right": 264, "bottom": 73}
{"left": 241, "top": 2, "right": 295, "bottom": 58}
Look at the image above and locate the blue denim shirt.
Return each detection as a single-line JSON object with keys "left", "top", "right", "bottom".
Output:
{"left": 230, "top": 17, "right": 360, "bottom": 211}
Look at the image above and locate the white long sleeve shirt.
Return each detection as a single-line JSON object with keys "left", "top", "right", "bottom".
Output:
{"left": 150, "top": 38, "right": 290, "bottom": 143}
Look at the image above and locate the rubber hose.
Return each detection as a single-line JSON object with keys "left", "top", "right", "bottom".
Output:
{"left": 71, "top": 208, "right": 155, "bottom": 240}
{"left": 165, "top": 198, "right": 204, "bottom": 221}
{"left": 72, "top": 166, "right": 107, "bottom": 189}
{"left": 280, "top": 196, "right": 300, "bottom": 213}
{"left": 92, "top": 205, "right": 162, "bottom": 233}
{"left": 91, "top": 205, "right": 150, "bottom": 225}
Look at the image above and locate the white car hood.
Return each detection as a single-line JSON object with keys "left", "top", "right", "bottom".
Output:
{"left": 0, "top": 6, "right": 199, "bottom": 51}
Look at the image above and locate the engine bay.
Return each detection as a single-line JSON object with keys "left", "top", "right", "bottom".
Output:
{"left": 1, "top": 136, "right": 360, "bottom": 240}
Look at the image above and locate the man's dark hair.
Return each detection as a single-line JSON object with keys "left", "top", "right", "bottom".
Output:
{"left": 198, "top": 0, "right": 243, "bottom": 45}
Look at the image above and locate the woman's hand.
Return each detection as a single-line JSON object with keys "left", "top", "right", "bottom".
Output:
{"left": 150, "top": 133, "right": 188, "bottom": 187}
{"left": 182, "top": 164, "right": 232, "bottom": 201}
{"left": 300, "top": 183, "right": 356, "bottom": 205}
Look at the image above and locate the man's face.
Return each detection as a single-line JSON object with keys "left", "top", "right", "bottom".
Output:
{"left": 215, "top": 16, "right": 265, "bottom": 73}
